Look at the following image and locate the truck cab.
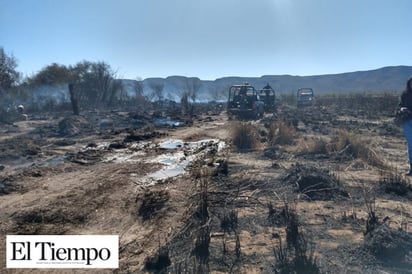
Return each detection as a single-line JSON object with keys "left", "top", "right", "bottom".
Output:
{"left": 227, "top": 83, "right": 264, "bottom": 119}
{"left": 297, "top": 88, "right": 315, "bottom": 107}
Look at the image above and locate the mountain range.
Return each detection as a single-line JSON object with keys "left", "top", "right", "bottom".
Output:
{"left": 126, "top": 66, "right": 412, "bottom": 101}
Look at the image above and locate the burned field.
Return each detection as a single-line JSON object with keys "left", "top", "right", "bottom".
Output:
{"left": 1, "top": 94, "right": 412, "bottom": 273}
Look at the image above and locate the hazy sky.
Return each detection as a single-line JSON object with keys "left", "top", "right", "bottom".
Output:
{"left": 1, "top": 0, "right": 411, "bottom": 80}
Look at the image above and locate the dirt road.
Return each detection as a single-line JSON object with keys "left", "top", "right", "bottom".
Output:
{"left": 0, "top": 112, "right": 229, "bottom": 273}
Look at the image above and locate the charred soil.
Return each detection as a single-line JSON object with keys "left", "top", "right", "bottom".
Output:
{"left": 1, "top": 95, "right": 412, "bottom": 273}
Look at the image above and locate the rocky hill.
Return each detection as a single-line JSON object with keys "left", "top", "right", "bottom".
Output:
{"left": 127, "top": 66, "right": 412, "bottom": 101}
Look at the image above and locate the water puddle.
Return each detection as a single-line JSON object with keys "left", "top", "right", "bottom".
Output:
{"left": 103, "top": 142, "right": 154, "bottom": 163}
{"left": 147, "top": 152, "right": 194, "bottom": 181}
{"left": 159, "top": 139, "right": 225, "bottom": 151}
{"left": 153, "top": 118, "right": 184, "bottom": 127}
{"left": 75, "top": 138, "right": 225, "bottom": 185}
{"left": 136, "top": 138, "right": 225, "bottom": 184}
{"left": 104, "top": 150, "right": 146, "bottom": 163}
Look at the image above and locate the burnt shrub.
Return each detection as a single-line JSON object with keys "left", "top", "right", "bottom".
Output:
{"left": 220, "top": 209, "right": 238, "bottom": 233}
{"left": 145, "top": 247, "right": 171, "bottom": 273}
{"left": 282, "top": 164, "right": 348, "bottom": 200}
{"left": 137, "top": 189, "right": 170, "bottom": 221}
{"left": 268, "top": 120, "right": 296, "bottom": 146}
{"left": 230, "top": 121, "right": 259, "bottom": 151}
{"left": 328, "top": 129, "right": 385, "bottom": 168}
{"left": 364, "top": 224, "right": 412, "bottom": 266}
{"left": 273, "top": 202, "right": 320, "bottom": 274}
{"left": 379, "top": 171, "right": 412, "bottom": 196}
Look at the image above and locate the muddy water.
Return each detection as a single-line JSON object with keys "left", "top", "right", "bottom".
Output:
{"left": 137, "top": 139, "right": 225, "bottom": 184}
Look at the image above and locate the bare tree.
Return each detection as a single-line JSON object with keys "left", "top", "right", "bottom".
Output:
{"left": 107, "top": 79, "right": 124, "bottom": 106}
{"left": 133, "top": 77, "right": 144, "bottom": 98}
{"left": 184, "top": 77, "right": 201, "bottom": 103}
{"left": 94, "top": 61, "right": 113, "bottom": 103}
{"left": 150, "top": 82, "right": 164, "bottom": 102}
{"left": 180, "top": 91, "right": 190, "bottom": 116}
{"left": 131, "top": 77, "right": 150, "bottom": 110}
{"left": 182, "top": 77, "right": 201, "bottom": 117}
{"left": 211, "top": 86, "right": 225, "bottom": 102}
{"left": 68, "top": 83, "right": 79, "bottom": 115}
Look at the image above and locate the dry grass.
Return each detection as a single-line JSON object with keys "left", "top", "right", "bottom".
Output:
{"left": 328, "top": 129, "right": 386, "bottom": 168}
{"left": 379, "top": 169, "right": 412, "bottom": 196}
{"left": 295, "top": 130, "right": 386, "bottom": 168}
{"left": 230, "top": 121, "right": 260, "bottom": 151}
{"left": 268, "top": 121, "right": 296, "bottom": 146}
{"left": 296, "top": 137, "right": 329, "bottom": 155}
